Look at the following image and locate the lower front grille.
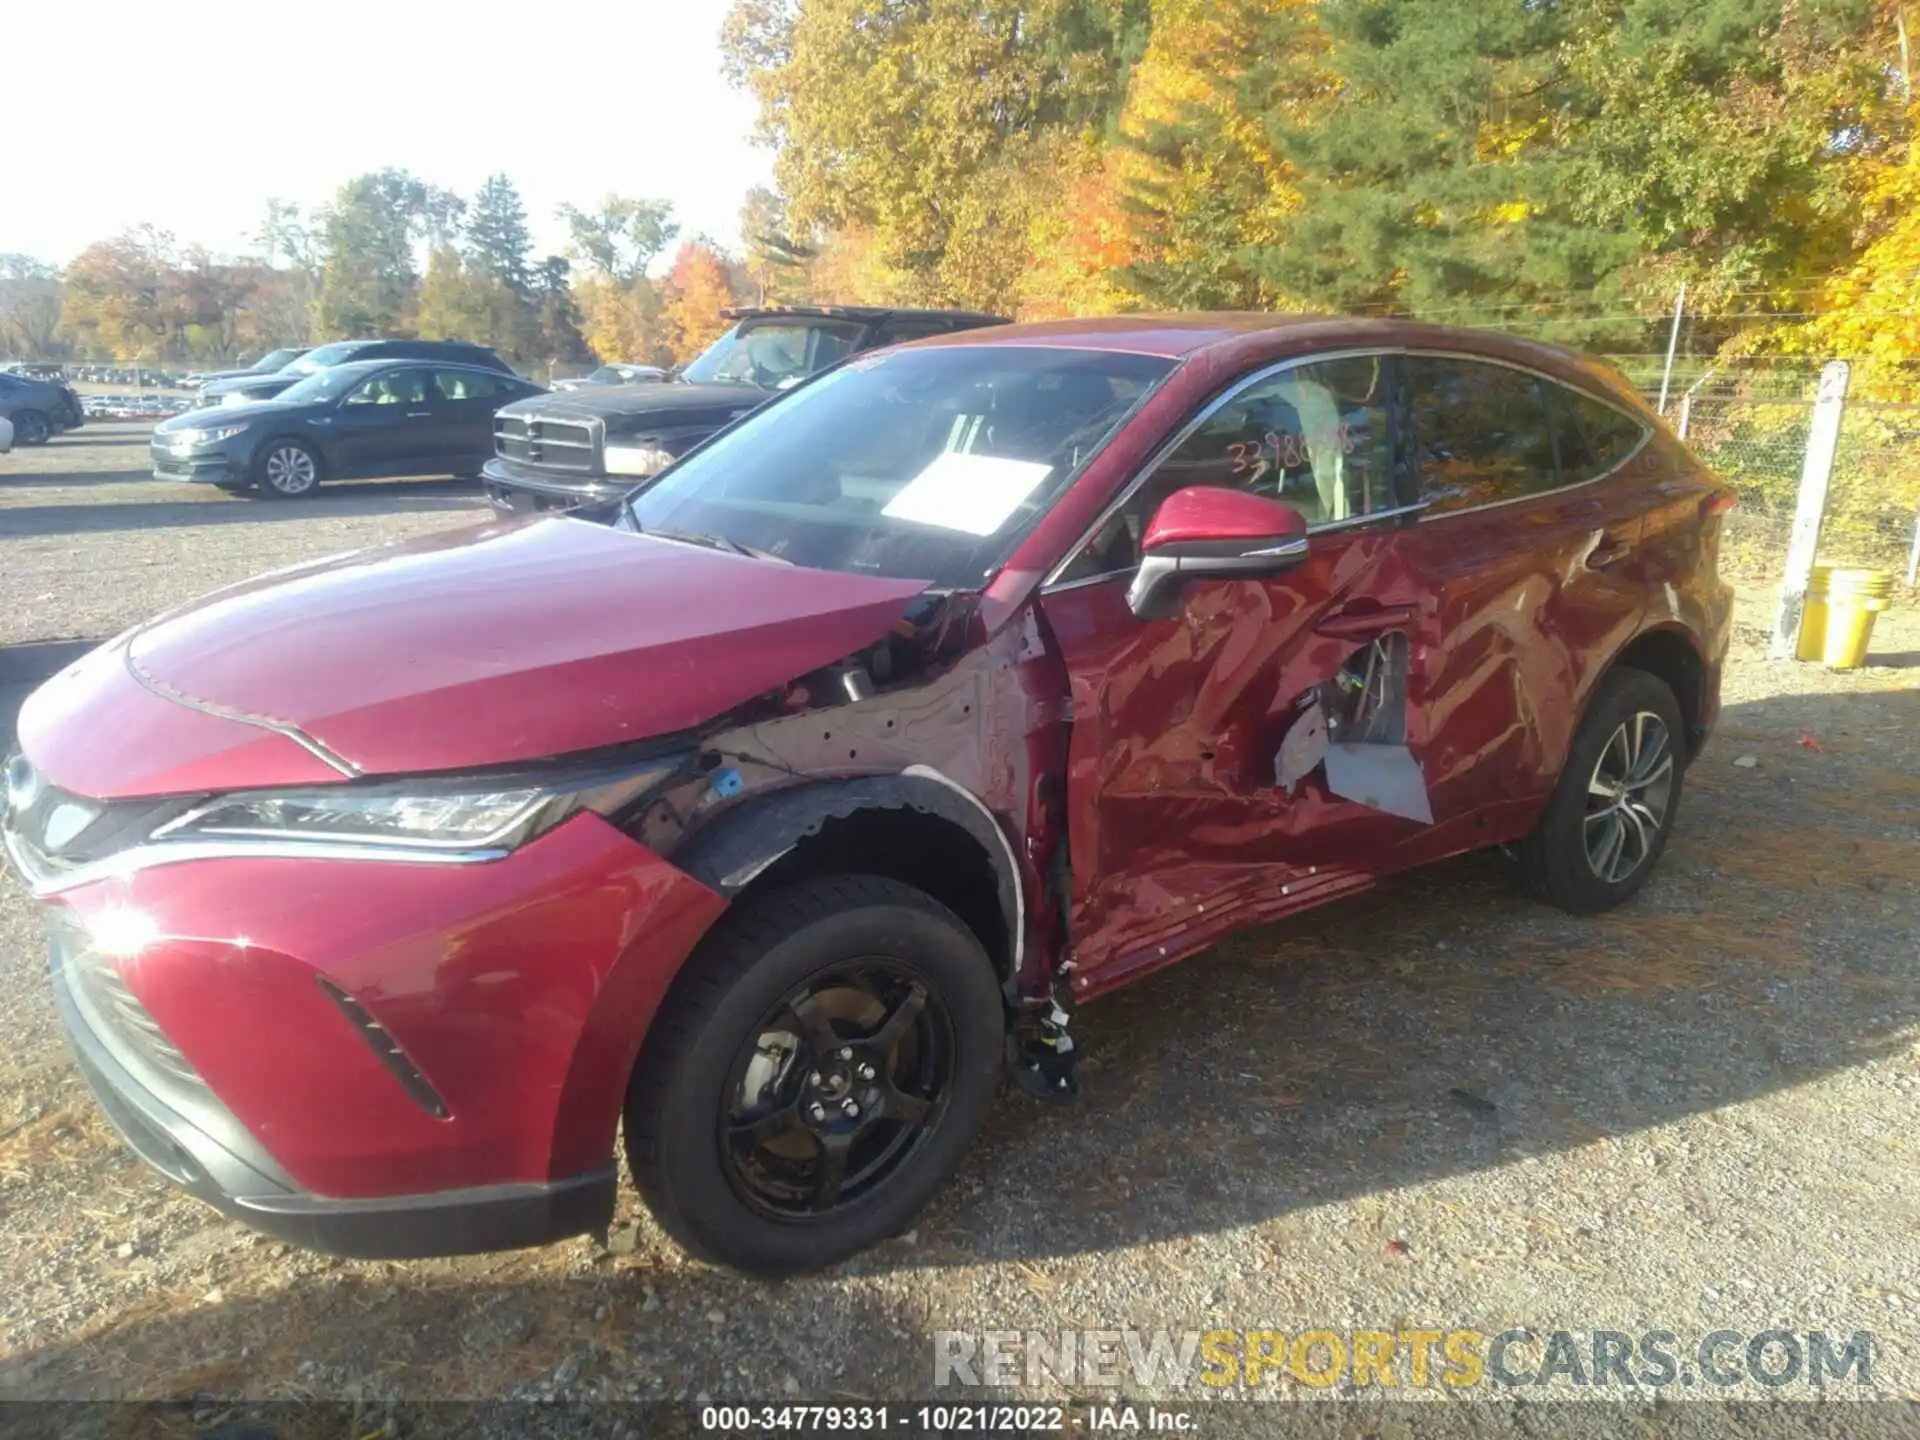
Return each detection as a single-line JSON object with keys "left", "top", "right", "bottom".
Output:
{"left": 50, "top": 909, "right": 204, "bottom": 1093}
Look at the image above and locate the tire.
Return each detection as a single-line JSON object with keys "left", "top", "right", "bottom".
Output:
{"left": 12, "top": 410, "right": 50, "bottom": 446}
{"left": 255, "top": 438, "right": 322, "bottom": 498}
{"left": 625, "top": 875, "right": 1004, "bottom": 1277}
{"left": 1513, "top": 665, "right": 1686, "bottom": 914}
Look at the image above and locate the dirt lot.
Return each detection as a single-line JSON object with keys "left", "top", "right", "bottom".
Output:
{"left": 1, "top": 426, "right": 1917, "bottom": 1419}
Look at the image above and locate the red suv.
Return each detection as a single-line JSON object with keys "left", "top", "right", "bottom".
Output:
{"left": 2, "top": 317, "right": 1733, "bottom": 1276}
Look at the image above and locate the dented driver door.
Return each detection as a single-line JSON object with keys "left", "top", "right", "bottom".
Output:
{"left": 1038, "top": 351, "right": 1449, "bottom": 991}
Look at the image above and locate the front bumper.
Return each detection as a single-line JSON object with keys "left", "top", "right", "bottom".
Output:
{"left": 481, "top": 457, "right": 632, "bottom": 515}
{"left": 21, "top": 812, "right": 726, "bottom": 1257}
{"left": 151, "top": 440, "right": 245, "bottom": 485}
{"left": 52, "top": 926, "right": 617, "bottom": 1258}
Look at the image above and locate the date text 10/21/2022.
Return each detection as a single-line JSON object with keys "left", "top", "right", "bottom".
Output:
{"left": 697, "top": 1405, "right": 1194, "bottom": 1434}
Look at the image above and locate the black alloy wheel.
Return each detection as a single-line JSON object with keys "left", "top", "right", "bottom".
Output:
{"left": 722, "top": 961, "right": 954, "bottom": 1219}
{"left": 626, "top": 875, "right": 1004, "bottom": 1276}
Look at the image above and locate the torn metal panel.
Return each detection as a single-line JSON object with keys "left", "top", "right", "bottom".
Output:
{"left": 1322, "top": 741, "right": 1434, "bottom": 824}
{"left": 1274, "top": 632, "right": 1434, "bottom": 823}
{"left": 1324, "top": 633, "right": 1409, "bottom": 746}
{"left": 1275, "top": 695, "right": 1329, "bottom": 792}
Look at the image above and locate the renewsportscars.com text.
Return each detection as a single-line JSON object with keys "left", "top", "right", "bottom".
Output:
{"left": 934, "top": 1328, "right": 1875, "bottom": 1392}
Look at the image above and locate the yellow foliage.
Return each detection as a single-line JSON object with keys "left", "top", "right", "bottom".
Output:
{"left": 573, "top": 274, "right": 665, "bottom": 366}
{"left": 1112, "top": 0, "right": 1314, "bottom": 305}
{"left": 659, "top": 243, "right": 740, "bottom": 363}
{"left": 1797, "top": 105, "right": 1920, "bottom": 397}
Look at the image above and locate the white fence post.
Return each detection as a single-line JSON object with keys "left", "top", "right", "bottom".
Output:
{"left": 1770, "top": 360, "right": 1852, "bottom": 660}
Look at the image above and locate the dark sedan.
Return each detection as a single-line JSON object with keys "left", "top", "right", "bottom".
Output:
{"left": 0, "top": 370, "right": 85, "bottom": 444}
{"left": 151, "top": 360, "right": 543, "bottom": 498}
{"left": 197, "top": 339, "right": 516, "bottom": 408}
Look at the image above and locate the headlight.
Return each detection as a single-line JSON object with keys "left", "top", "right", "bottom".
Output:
{"left": 151, "top": 757, "right": 690, "bottom": 856}
{"left": 168, "top": 425, "right": 246, "bottom": 450}
{"left": 604, "top": 443, "right": 675, "bottom": 477}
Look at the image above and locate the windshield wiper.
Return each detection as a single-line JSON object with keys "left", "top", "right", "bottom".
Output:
{"left": 644, "top": 525, "right": 792, "bottom": 565}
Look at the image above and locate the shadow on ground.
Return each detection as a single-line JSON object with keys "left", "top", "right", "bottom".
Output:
{"left": 1, "top": 483, "right": 486, "bottom": 534}
{"left": 0, "top": 685, "right": 1914, "bottom": 1407}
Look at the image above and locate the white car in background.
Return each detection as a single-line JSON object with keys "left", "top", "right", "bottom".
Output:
{"left": 551, "top": 363, "right": 669, "bottom": 392}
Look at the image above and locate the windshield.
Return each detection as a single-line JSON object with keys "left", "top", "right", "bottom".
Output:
{"left": 284, "top": 342, "right": 362, "bottom": 376}
{"left": 274, "top": 367, "right": 374, "bottom": 405}
{"left": 628, "top": 345, "right": 1174, "bottom": 588}
{"left": 678, "top": 319, "right": 865, "bottom": 389}
{"left": 251, "top": 347, "right": 303, "bottom": 373}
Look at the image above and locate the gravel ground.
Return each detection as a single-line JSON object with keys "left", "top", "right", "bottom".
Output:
{"left": 1, "top": 429, "right": 1917, "bottom": 1425}
{"left": 0, "top": 422, "right": 488, "bottom": 646}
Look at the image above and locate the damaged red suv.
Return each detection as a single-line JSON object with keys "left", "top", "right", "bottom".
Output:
{"left": 3, "top": 317, "right": 1732, "bottom": 1275}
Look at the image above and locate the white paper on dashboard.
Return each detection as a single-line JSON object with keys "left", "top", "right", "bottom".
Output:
{"left": 880, "top": 451, "right": 1054, "bottom": 536}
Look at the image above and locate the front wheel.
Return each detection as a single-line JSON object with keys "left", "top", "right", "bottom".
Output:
{"left": 255, "top": 439, "right": 322, "bottom": 498}
{"left": 625, "top": 876, "right": 1005, "bottom": 1276}
{"left": 12, "top": 410, "right": 50, "bottom": 446}
{"left": 1513, "top": 666, "right": 1686, "bottom": 914}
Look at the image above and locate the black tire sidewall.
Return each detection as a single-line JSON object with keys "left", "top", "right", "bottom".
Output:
{"left": 15, "top": 411, "right": 49, "bottom": 445}
{"left": 1529, "top": 667, "right": 1686, "bottom": 912}
{"left": 631, "top": 880, "right": 1004, "bottom": 1276}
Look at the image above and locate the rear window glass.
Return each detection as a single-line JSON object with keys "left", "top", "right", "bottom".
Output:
{"left": 1554, "top": 389, "right": 1649, "bottom": 483}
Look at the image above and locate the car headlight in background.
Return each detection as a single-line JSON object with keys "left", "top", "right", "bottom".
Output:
{"left": 149, "top": 756, "right": 692, "bottom": 856}
{"left": 604, "top": 444, "right": 675, "bottom": 477}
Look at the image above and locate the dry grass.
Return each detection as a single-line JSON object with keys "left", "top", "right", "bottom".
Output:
{"left": 1691, "top": 825, "right": 1920, "bottom": 892}
{"left": 1518, "top": 911, "right": 1809, "bottom": 997}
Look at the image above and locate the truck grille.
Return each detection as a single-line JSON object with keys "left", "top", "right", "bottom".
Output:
{"left": 495, "top": 413, "right": 600, "bottom": 473}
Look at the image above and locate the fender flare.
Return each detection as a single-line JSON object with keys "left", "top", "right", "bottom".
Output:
{"left": 672, "top": 768, "right": 1024, "bottom": 985}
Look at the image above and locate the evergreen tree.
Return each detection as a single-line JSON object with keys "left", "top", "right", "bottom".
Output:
{"left": 534, "top": 255, "right": 591, "bottom": 363}
{"left": 464, "top": 173, "right": 536, "bottom": 301}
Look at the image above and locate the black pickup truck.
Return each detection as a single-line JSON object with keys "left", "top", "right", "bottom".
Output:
{"left": 480, "top": 305, "right": 1008, "bottom": 515}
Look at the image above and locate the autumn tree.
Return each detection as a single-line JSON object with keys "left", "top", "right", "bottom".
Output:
{"left": 723, "top": 0, "right": 1148, "bottom": 305}
{"left": 562, "top": 194, "right": 681, "bottom": 363}
{"left": 659, "top": 241, "right": 740, "bottom": 361}
{"left": 60, "top": 229, "right": 176, "bottom": 358}
{"left": 559, "top": 196, "right": 680, "bottom": 284}
{"left": 739, "top": 187, "right": 816, "bottom": 304}
{"left": 0, "top": 255, "right": 66, "bottom": 359}
{"left": 314, "top": 170, "right": 464, "bottom": 337}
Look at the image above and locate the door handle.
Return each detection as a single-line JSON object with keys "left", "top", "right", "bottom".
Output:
{"left": 1316, "top": 603, "right": 1416, "bottom": 638}
{"left": 406, "top": 410, "right": 432, "bottom": 418}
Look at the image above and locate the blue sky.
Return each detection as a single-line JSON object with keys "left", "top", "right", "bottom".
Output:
{"left": 7, "top": 0, "right": 772, "bottom": 265}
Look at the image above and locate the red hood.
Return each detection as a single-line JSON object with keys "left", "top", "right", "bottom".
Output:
{"left": 24, "top": 517, "right": 929, "bottom": 796}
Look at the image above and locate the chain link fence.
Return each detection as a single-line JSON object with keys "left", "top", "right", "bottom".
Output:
{"left": 1650, "top": 363, "right": 1920, "bottom": 583}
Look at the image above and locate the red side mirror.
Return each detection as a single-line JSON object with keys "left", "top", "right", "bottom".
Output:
{"left": 1129, "top": 486, "right": 1310, "bottom": 620}
{"left": 1141, "top": 485, "right": 1310, "bottom": 554}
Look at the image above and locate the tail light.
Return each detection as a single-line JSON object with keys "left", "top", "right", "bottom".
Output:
{"left": 1700, "top": 490, "right": 1737, "bottom": 520}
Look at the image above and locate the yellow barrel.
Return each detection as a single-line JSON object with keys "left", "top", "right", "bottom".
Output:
{"left": 1795, "top": 565, "right": 1893, "bottom": 668}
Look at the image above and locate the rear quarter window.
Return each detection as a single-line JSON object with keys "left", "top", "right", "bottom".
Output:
{"left": 1553, "top": 387, "right": 1651, "bottom": 484}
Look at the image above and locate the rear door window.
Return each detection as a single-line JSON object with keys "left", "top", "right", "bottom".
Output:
{"left": 344, "top": 367, "right": 430, "bottom": 407}
{"left": 432, "top": 369, "right": 506, "bottom": 402}
{"left": 1405, "top": 357, "right": 1558, "bottom": 513}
